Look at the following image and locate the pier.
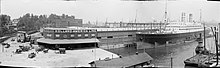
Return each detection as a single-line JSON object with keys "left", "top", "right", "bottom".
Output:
{"left": 106, "top": 36, "right": 216, "bottom": 68}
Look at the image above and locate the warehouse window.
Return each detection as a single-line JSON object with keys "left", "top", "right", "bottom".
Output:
{"left": 107, "top": 36, "right": 113, "bottom": 38}
{"left": 71, "top": 34, "right": 74, "bottom": 37}
{"left": 78, "top": 34, "right": 81, "bottom": 37}
{"left": 47, "top": 34, "right": 52, "bottom": 37}
{"left": 128, "top": 35, "right": 132, "bottom": 37}
{"left": 85, "top": 34, "right": 88, "bottom": 37}
{"left": 97, "top": 37, "right": 101, "bottom": 39}
{"left": 55, "top": 34, "right": 60, "bottom": 37}
{"left": 91, "top": 34, "right": 95, "bottom": 36}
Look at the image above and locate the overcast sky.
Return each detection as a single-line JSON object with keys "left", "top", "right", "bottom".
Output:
{"left": 1, "top": 0, "right": 220, "bottom": 24}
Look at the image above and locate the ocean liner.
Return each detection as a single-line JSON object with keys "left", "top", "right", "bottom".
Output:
{"left": 136, "top": 13, "right": 210, "bottom": 45}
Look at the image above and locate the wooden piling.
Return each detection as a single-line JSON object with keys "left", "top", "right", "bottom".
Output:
{"left": 154, "top": 42, "right": 157, "bottom": 48}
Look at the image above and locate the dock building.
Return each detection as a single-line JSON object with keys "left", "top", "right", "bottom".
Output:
{"left": 35, "top": 21, "right": 205, "bottom": 50}
{"left": 37, "top": 25, "right": 159, "bottom": 49}
{"left": 37, "top": 27, "right": 99, "bottom": 49}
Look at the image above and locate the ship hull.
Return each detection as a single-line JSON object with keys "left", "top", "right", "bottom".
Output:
{"left": 136, "top": 30, "right": 210, "bottom": 45}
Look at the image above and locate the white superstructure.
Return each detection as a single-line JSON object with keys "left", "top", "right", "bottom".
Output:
{"left": 162, "top": 22, "right": 205, "bottom": 34}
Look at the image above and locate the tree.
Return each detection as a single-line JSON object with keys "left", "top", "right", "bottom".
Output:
{"left": 17, "top": 13, "right": 77, "bottom": 31}
{"left": 17, "top": 13, "right": 39, "bottom": 31}
{"left": 0, "top": 15, "right": 11, "bottom": 36}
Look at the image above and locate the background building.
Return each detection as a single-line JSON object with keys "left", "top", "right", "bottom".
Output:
{"left": 49, "top": 14, "right": 83, "bottom": 28}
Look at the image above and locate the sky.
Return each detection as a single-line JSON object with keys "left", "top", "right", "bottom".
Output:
{"left": 1, "top": 0, "right": 220, "bottom": 25}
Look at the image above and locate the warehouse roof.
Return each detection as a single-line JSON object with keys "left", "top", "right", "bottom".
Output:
{"left": 37, "top": 38, "right": 99, "bottom": 44}
{"left": 90, "top": 53, "right": 153, "bottom": 67}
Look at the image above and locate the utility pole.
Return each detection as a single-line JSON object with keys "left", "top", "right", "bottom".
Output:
{"left": 204, "top": 23, "right": 206, "bottom": 49}
{"left": 214, "top": 27, "right": 219, "bottom": 66}
{"left": 217, "top": 27, "right": 219, "bottom": 66}
{"left": 219, "top": 23, "right": 220, "bottom": 47}
{"left": 171, "top": 53, "right": 173, "bottom": 68}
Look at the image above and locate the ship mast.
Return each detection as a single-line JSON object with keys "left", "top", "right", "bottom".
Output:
{"left": 199, "top": 9, "right": 202, "bottom": 23}
{"left": 0, "top": 0, "right": 1, "bottom": 14}
{"left": 200, "top": 9, "right": 206, "bottom": 49}
{"left": 134, "top": 9, "right": 137, "bottom": 23}
{"left": 164, "top": 0, "right": 168, "bottom": 23}
{"left": 214, "top": 27, "right": 219, "bottom": 66}
{"left": 105, "top": 18, "right": 108, "bottom": 27}
{"left": 162, "top": 0, "right": 168, "bottom": 33}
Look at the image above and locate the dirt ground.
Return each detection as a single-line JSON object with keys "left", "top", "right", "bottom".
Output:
{"left": 0, "top": 34, "right": 119, "bottom": 67}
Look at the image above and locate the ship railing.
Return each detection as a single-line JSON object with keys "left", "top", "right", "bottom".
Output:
{"left": 97, "top": 27, "right": 159, "bottom": 32}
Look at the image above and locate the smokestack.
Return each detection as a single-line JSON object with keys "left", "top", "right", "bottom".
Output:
{"left": 189, "top": 14, "right": 193, "bottom": 22}
{"left": 181, "top": 12, "right": 186, "bottom": 22}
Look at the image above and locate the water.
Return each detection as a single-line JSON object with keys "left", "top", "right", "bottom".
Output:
{"left": 106, "top": 37, "right": 216, "bottom": 68}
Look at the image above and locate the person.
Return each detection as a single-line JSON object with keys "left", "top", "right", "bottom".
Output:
{"left": 195, "top": 41, "right": 204, "bottom": 54}
{"left": 55, "top": 45, "right": 60, "bottom": 50}
{"left": 195, "top": 41, "right": 210, "bottom": 55}
{"left": 29, "top": 42, "right": 33, "bottom": 49}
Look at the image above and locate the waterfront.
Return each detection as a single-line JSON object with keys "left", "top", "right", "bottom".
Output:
{"left": 107, "top": 37, "right": 216, "bottom": 68}
{"left": 0, "top": 32, "right": 216, "bottom": 67}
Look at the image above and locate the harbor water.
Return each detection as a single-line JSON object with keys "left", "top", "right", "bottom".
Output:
{"left": 107, "top": 37, "right": 216, "bottom": 68}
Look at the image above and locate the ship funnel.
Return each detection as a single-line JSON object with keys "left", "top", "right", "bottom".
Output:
{"left": 181, "top": 12, "right": 186, "bottom": 22}
{"left": 189, "top": 14, "right": 193, "bottom": 22}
